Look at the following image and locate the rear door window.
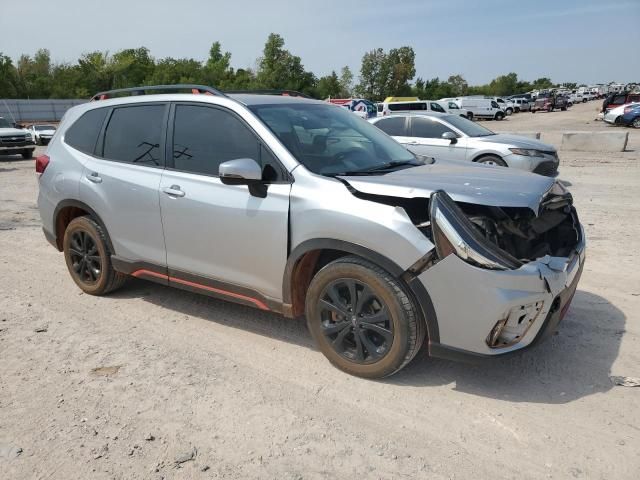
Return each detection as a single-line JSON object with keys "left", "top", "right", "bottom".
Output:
{"left": 430, "top": 102, "right": 446, "bottom": 113}
{"left": 374, "top": 117, "right": 407, "bottom": 136}
{"left": 102, "top": 104, "right": 166, "bottom": 166}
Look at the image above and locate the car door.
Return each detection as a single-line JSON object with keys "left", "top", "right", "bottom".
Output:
{"left": 79, "top": 103, "right": 169, "bottom": 270}
{"left": 405, "top": 116, "right": 468, "bottom": 161}
{"left": 158, "top": 103, "right": 290, "bottom": 302}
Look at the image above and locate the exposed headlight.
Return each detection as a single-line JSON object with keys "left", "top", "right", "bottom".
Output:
{"left": 509, "top": 148, "right": 544, "bottom": 157}
{"left": 429, "top": 191, "right": 522, "bottom": 270}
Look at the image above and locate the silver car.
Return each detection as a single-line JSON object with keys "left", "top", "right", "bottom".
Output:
{"left": 36, "top": 85, "right": 585, "bottom": 378}
{"left": 370, "top": 112, "right": 560, "bottom": 176}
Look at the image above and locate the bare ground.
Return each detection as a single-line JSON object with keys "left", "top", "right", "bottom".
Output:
{"left": 1, "top": 104, "right": 639, "bottom": 479}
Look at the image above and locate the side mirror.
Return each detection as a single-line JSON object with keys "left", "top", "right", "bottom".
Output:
{"left": 219, "top": 158, "right": 262, "bottom": 185}
{"left": 442, "top": 131, "right": 458, "bottom": 144}
{"left": 219, "top": 158, "right": 267, "bottom": 198}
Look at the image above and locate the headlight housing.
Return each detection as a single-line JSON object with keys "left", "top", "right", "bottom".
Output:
{"left": 429, "top": 191, "right": 522, "bottom": 270}
{"left": 508, "top": 148, "right": 545, "bottom": 157}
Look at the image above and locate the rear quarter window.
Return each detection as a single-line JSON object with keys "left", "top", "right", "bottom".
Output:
{"left": 64, "top": 108, "right": 109, "bottom": 155}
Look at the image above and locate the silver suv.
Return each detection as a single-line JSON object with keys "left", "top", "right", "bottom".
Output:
{"left": 37, "top": 85, "right": 585, "bottom": 378}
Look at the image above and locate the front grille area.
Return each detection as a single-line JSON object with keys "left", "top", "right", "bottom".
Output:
{"left": 0, "top": 134, "right": 28, "bottom": 146}
{"left": 533, "top": 161, "right": 559, "bottom": 177}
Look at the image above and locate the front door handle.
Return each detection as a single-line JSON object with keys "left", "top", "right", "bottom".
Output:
{"left": 162, "top": 185, "right": 185, "bottom": 197}
{"left": 86, "top": 172, "right": 102, "bottom": 183}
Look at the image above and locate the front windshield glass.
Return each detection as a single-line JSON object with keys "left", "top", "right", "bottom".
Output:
{"left": 443, "top": 115, "right": 496, "bottom": 137}
{"left": 35, "top": 125, "right": 55, "bottom": 131}
{"left": 0, "top": 118, "right": 12, "bottom": 128}
{"left": 249, "top": 103, "right": 419, "bottom": 176}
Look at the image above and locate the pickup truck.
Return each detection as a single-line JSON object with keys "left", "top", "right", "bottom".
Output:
{"left": 0, "top": 117, "right": 35, "bottom": 159}
{"left": 531, "top": 93, "right": 569, "bottom": 113}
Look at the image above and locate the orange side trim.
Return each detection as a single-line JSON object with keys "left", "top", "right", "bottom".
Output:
{"left": 130, "top": 269, "right": 269, "bottom": 311}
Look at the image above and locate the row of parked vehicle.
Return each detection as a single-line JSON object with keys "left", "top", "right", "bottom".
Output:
{"left": 0, "top": 118, "right": 57, "bottom": 159}
{"left": 600, "top": 90, "right": 640, "bottom": 128}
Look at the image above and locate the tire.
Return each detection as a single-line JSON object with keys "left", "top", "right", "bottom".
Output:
{"left": 531, "top": 109, "right": 536, "bottom": 114}
{"left": 547, "top": 105, "right": 554, "bottom": 112}
{"left": 514, "top": 107, "right": 520, "bottom": 113}
{"left": 21, "top": 150, "right": 33, "bottom": 159}
{"left": 477, "top": 155, "right": 507, "bottom": 167}
{"left": 305, "top": 256, "right": 425, "bottom": 378}
{"left": 561, "top": 106, "right": 567, "bottom": 111}
{"left": 495, "top": 112, "right": 504, "bottom": 121}
{"left": 466, "top": 112, "right": 474, "bottom": 120}
{"left": 632, "top": 117, "right": 640, "bottom": 129}
{"left": 63, "top": 216, "right": 127, "bottom": 295}
{"left": 506, "top": 108, "right": 513, "bottom": 115}
{"left": 582, "top": 99, "right": 587, "bottom": 103}
{"left": 614, "top": 116, "right": 622, "bottom": 125}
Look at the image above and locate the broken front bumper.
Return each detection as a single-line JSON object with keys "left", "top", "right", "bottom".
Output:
{"left": 418, "top": 228, "right": 585, "bottom": 361}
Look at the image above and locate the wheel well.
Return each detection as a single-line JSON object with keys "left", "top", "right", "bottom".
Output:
{"left": 54, "top": 206, "right": 89, "bottom": 251}
{"left": 472, "top": 153, "right": 500, "bottom": 162}
{"left": 289, "top": 249, "right": 351, "bottom": 317}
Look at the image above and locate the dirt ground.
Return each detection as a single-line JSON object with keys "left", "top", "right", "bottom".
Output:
{"left": 1, "top": 103, "right": 639, "bottom": 480}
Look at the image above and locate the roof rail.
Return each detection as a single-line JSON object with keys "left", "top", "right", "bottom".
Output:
{"left": 224, "top": 89, "right": 313, "bottom": 99}
{"left": 90, "top": 84, "right": 227, "bottom": 101}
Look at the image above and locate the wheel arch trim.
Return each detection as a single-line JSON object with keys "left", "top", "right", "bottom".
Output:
{"left": 52, "top": 199, "right": 115, "bottom": 253}
{"left": 283, "top": 238, "right": 440, "bottom": 343}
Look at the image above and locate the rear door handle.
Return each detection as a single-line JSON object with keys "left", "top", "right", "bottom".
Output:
{"left": 162, "top": 185, "right": 185, "bottom": 197}
{"left": 86, "top": 172, "right": 102, "bottom": 183}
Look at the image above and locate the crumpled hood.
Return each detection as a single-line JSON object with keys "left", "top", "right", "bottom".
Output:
{"left": 0, "top": 127, "right": 29, "bottom": 137}
{"left": 475, "top": 134, "right": 556, "bottom": 151}
{"left": 340, "top": 160, "right": 556, "bottom": 214}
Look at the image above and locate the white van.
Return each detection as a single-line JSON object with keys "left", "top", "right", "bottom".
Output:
{"left": 435, "top": 100, "right": 472, "bottom": 119}
{"left": 441, "top": 97, "right": 505, "bottom": 121}
{"left": 379, "top": 99, "right": 448, "bottom": 116}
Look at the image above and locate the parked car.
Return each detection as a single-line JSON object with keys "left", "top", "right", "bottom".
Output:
{"left": 602, "top": 91, "right": 640, "bottom": 113}
{"left": 370, "top": 112, "right": 560, "bottom": 176}
{"left": 512, "top": 98, "right": 530, "bottom": 112}
{"left": 434, "top": 100, "right": 471, "bottom": 119}
{"left": 36, "top": 84, "right": 585, "bottom": 378}
{"left": 603, "top": 103, "right": 639, "bottom": 125}
{"left": 531, "top": 93, "right": 569, "bottom": 113}
{"left": 379, "top": 99, "right": 448, "bottom": 116}
{"left": 620, "top": 104, "right": 640, "bottom": 128}
{"left": 28, "top": 124, "right": 57, "bottom": 145}
{"left": 494, "top": 97, "right": 514, "bottom": 115}
{"left": 441, "top": 97, "right": 505, "bottom": 120}
{"left": 0, "top": 117, "right": 36, "bottom": 159}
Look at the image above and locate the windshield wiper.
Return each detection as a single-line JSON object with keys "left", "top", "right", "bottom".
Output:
{"left": 361, "top": 160, "right": 422, "bottom": 172}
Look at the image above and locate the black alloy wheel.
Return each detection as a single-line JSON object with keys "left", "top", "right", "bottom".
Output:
{"left": 318, "top": 278, "right": 394, "bottom": 364}
{"left": 68, "top": 230, "right": 102, "bottom": 284}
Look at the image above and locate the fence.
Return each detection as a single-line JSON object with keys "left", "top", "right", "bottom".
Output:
{"left": 0, "top": 99, "right": 87, "bottom": 123}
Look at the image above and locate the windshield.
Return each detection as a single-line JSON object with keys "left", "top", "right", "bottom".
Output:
{"left": 249, "top": 103, "right": 419, "bottom": 176}
{"left": 0, "top": 118, "right": 12, "bottom": 128}
{"left": 35, "top": 125, "right": 55, "bottom": 131}
{"left": 442, "top": 114, "right": 496, "bottom": 137}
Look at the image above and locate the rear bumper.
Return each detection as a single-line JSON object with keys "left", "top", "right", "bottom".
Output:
{"left": 417, "top": 229, "right": 585, "bottom": 360}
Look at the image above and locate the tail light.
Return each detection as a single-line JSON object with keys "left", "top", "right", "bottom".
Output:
{"left": 36, "top": 154, "right": 50, "bottom": 174}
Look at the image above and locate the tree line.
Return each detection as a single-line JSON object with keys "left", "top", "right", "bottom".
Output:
{"left": 0, "top": 33, "right": 567, "bottom": 101}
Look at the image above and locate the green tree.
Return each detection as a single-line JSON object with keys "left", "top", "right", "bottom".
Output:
{"left": 446, "top": 74, "right": 468, "bottom": 96}
{"left": 386, "top": 47, "right": 416, "bottom": 96}
{"left": 355, "top": 48, "right": 388, "bottom": 100}
{"left": 202, "top": 42, "right": 233, "bottom": 88}
{"left": 0, "top": 53, "right": 19, "bottom": 97}
{"left": 111, "top": 47, "right": 155, "bottom": 89}
{"left": 147, "top": 58, "right": 202, "bottom": 85}
{"left": 255, "top": 33, "right": 317, "bottom": 94}
{"left": 339, "top": 66, "right": 353, "bottom": 97}
{"left": 317, "top": 71, "right": 342, "bottom": 99}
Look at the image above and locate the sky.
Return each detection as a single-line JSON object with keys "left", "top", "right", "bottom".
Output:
{"left": 1, "top": 0, "right": 639, "bottom": 85}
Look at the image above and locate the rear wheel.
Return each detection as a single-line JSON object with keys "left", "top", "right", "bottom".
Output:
{"left": 63, "top": 216, "right": 127, "bottom": 295}
{"left": 466, "top": 112, "right": 474, "bottom": 120}
{"left": 477, "top": 155, "right": 507, "bottom": 167}
{"left": 305, "top": 256, "right": 425, "bottom": 378}
{"left": 632, "top": 117, "right": 640, "bottom": 129}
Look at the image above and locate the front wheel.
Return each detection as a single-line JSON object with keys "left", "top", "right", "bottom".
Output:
{"left": 477, "top": 155, "right": 507, "bottom": 167}
{"left": 632, "top": 117, "right": 640, "bottom": 129}
{"left": 505, "top": 108, "right": 513, "bottom": 115}
{"left": 495, "top": 112, "right": 504, "bottom": 121}
{"left": 467, "top": 112, "right": 474, "bottom": 120}
{"left": 305, "top": 256, "right": 425, "bottom": 378}
{"left": 561, "top": 106, "right": 567, "bottom": 111}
